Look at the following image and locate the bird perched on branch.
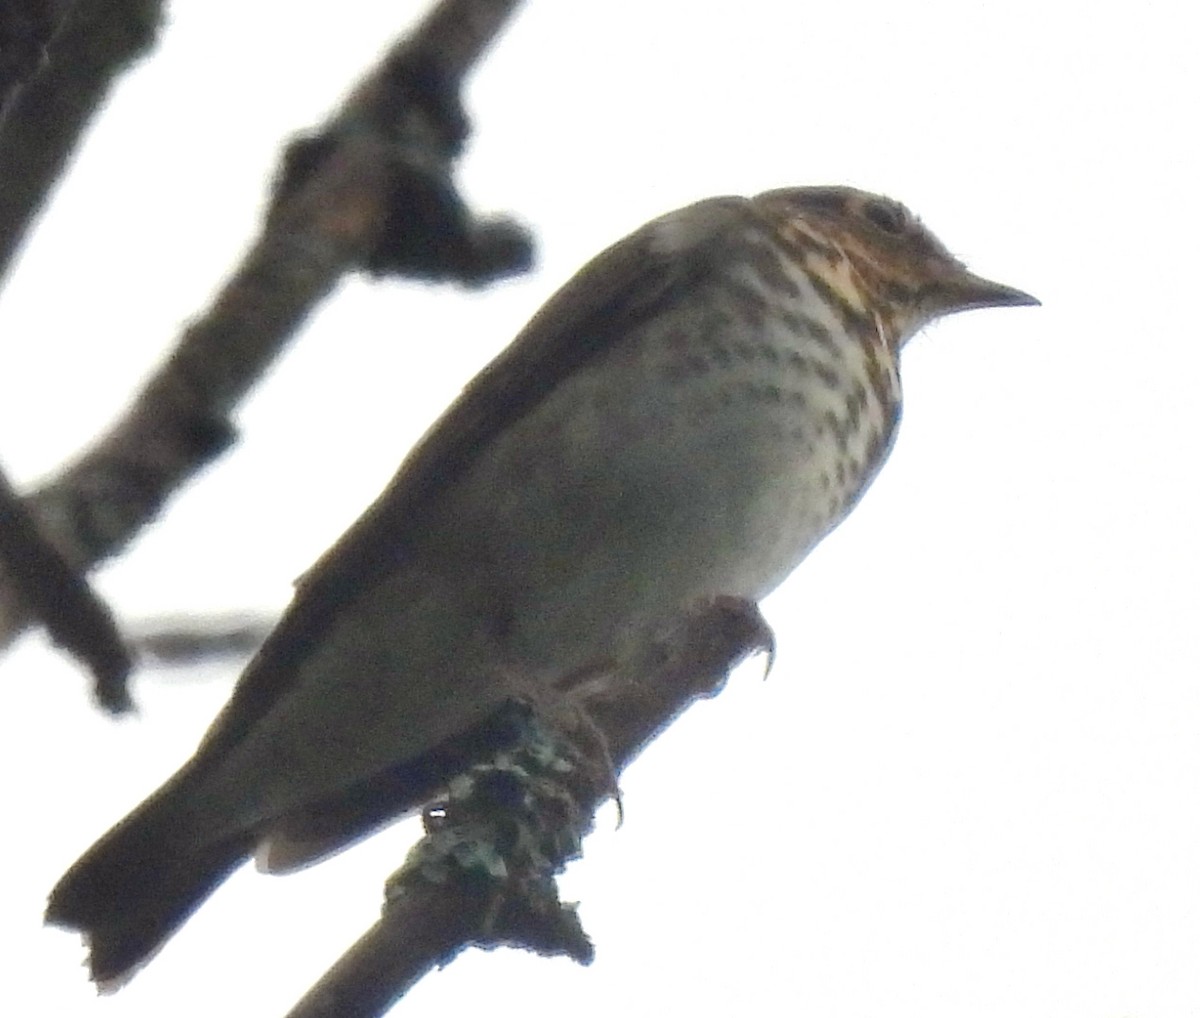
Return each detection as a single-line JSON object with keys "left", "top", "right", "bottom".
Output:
{"left": 47, "top": 185, "right": 1037, "bottom": 986}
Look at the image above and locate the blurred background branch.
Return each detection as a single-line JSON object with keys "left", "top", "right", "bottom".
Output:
{"left": 0, "top": 0, "right": 165, "bottom": 285}
{"left": 0, "top": 463, "right": 131, "bottom": 709}
{"left": 0, "top": 0, "right": 532, "bottom": 685}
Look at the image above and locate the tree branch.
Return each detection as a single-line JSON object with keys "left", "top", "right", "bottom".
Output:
{"left": 284, "top": 598, "right": 775, "bottom": 1018}
{"left": 0, "top": 0, "right": 63, "bottom": 123}
{"left": 0, "top": 464, "right": 131, "bottom": 710}
{"left": 128, "top": 610, "right": 272, "bottom": 667}
{"left": 0, "top": 0, "right": 164, "bottom": 285}
{"left": 0, "top": 0, "right": 531, "bottom": 656}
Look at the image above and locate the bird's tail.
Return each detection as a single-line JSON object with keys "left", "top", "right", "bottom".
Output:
{"left": 45, "top": 772, "right": 253, "bottom": 989}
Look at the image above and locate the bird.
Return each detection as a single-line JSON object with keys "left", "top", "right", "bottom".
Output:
{"left": 46, "top": 185, "right": 1037, "bottom": 987}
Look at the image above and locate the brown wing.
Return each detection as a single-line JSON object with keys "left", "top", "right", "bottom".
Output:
{"left": 190, "top": 196, "right": 754, "bottom": 761}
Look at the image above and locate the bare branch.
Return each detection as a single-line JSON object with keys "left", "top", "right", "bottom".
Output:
{"left": 0, "top": 0, "right": 164, "bottom": 285}
{"left": 128, "top": 611, "right": 272, "bottom": 667}
{"left": 0, "top": 465, "right": 131, "bottom": 710}
{"left": 285, "top": 598, "right": 775, "bottom": 1018}
{"left": 0, "top": 0, "right": 63, "bottom": 123}
{"left": 0, "top": 0, "right": 531, "bottom": 655}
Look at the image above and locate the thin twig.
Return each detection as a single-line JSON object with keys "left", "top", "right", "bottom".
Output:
{"left": 0, "top": 0, "right": 531, "bottom": 655}
{"left": 128, "top": 611, "right": 273, "bottom": 667}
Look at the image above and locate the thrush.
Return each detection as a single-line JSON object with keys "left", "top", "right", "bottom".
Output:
{"left": 46, "top": 185, "right": 1037, "bottom": 985}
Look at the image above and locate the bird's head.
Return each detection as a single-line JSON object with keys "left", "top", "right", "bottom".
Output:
{"left": 752, "top": 185, "right": 1038, "bottom": 345}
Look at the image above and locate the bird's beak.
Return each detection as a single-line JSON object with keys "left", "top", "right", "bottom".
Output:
{"left": 938, "top": 269, "right": 1040, "bottom": 314}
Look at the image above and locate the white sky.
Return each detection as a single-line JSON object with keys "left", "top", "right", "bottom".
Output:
{"left": 2, "top": 2, "right": 1198, "bottom": 1016}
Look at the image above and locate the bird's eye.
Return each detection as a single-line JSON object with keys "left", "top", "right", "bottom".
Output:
{"left": 862, "top": 199, "right": 908, "bottom": 235}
